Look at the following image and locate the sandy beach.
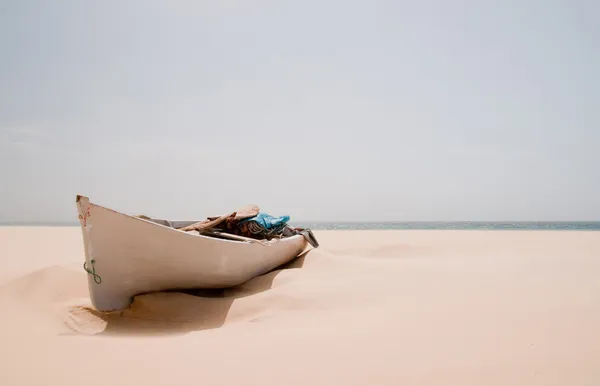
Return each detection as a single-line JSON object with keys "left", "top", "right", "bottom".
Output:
{"left": 0, "top": 227, "right": 599, "bottom": 385}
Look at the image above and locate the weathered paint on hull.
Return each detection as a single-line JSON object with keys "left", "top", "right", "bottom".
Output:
{"left": 76, "top": 195, "right": 308, "bottom": 312}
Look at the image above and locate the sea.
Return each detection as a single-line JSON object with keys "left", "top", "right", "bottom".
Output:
{"left": 3, "top": 221, "right": 600, "bottom": 231}
{"left": 292, "top": 222, "right": 600, "bottom": 231}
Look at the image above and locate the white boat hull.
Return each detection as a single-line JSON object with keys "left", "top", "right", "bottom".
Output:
{"left": 76, "top": 195, "right": 308, "bottom": 312}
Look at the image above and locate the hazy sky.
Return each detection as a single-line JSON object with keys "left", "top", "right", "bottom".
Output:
{"left": 1, "top": 0, "right": 599, "bottom": 222}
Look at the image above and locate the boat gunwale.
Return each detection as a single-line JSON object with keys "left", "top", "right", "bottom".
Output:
{"left": 76, "top": 194, "right": 301, "bottom": 246}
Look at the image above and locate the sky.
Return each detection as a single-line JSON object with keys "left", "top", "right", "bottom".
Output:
{"left": 1, "top": 0, "right": 599, "bottom": 222}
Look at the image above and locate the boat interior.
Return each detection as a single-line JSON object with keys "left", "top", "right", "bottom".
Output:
{"left": 135, "top": 213, "right": 320, "bottom": 248}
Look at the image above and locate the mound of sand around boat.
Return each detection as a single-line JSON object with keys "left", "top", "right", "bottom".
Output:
{"left": 0, "top": 228, "right": 599, "bottom": 386}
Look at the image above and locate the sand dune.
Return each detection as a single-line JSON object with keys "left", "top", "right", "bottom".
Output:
{"left": 0, "top": 228, "right": 599, "bottom": 385}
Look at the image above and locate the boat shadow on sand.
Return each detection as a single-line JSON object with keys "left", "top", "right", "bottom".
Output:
{"left": 72, "top": 251, "right": 310, "bottom": 337}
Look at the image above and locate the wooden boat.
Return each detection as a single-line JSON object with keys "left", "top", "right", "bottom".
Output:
{"left": 75, "top": 195, "right": 313, "bottom": 312}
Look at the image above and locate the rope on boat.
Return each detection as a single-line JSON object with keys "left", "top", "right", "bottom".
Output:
{"left": 247, "top": 221, "right": 287, "bottom": 239}
{"left": 83, "top": 259, "right": 102, "bottom": 284}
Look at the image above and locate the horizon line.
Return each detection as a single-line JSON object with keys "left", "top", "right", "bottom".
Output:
{"left": 2, "top": 220, "right": 600, "bottom": 226}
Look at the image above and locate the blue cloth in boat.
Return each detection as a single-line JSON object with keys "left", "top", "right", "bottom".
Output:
{"left": 242, "top": 212, "right": 290, "bottom": 230}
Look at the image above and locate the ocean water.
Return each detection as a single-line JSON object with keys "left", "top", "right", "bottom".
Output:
{"left": 290, "top": 221, "right": 600, "bottom": 231}
{"left": 2, "top": 221, "right": 600, "bottom": 231}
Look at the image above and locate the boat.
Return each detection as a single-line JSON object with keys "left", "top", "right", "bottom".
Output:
{"left": 75, "top": 195, "right": 318, "bottom": 312}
